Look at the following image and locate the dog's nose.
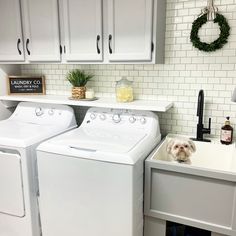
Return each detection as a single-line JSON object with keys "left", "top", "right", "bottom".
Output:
{"left": 180, "top": 146, "right": 184, "bottom": 150}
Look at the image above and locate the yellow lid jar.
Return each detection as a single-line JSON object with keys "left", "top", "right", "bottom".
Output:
{"left": 116, "top": 77, "right": 133, "bottom": 102}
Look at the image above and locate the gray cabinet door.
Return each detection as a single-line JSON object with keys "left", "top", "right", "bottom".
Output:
{"left": 0, "top": 0, "right": 24, "bottom": 62}
{"left": 21, "top": 0, "right": 61, "bottom": 62}
{"left": 62, "top": 0, "right": 103, "bottom": 62}
{"left": 107, "top": 0, "right": 153, "bottom": 62}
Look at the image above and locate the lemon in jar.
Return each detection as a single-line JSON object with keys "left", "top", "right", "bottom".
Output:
{"left": 116, "top": 77, "right": 134, "bottom": 103}
{"left": 116, "top": 87, "right": 133, "bottom": 102}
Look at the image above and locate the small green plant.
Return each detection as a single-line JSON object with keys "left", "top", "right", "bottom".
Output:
{"left": 67, "top": 69, "right": 94, "bottom": 87}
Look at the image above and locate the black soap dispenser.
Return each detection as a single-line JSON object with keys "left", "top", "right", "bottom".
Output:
{"left": 220, "top": 117, "right": 233, "bottom": 145}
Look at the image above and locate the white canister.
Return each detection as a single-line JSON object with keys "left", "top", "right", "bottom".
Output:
{"left": 85, "top": 88, "right": 95, "bottom": 99}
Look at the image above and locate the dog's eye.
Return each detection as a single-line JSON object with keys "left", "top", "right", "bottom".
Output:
{"left": 174, "top": 145, "right": 179, "bottom": 149}
{"left": 184, "top": 145, "right": 189, "bottom": 148}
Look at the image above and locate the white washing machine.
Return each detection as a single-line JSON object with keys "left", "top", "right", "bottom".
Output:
{"left": 0, "top": 102, "right": 76, "bottom": 236}
{"left": 36, "top": 107, "right": 161, "bottom": 236}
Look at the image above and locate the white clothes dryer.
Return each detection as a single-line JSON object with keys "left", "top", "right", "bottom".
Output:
{"left": 0, "top": 102, "right": 76, "bottom": 236}
{"left": 37, "top": 107, "right": 161, "bottom": 236}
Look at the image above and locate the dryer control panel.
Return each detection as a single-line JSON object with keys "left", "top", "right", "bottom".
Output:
{"left": 83, "top": 108, "right": 161, "bottom": 138}
{"left": 9, "top": 102, "right": 76, "bottom": 128}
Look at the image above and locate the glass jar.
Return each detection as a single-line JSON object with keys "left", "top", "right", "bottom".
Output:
{"left": 116, "top": 77, "right": 133, "bottom": 102}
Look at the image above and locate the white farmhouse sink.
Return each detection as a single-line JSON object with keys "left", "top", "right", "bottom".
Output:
{"left": 144, "top": 135, "right": 236, "bottom": 236}
{"left": 152, "top": 134, "right": 236, "bottom": 175}
{"left": 191, "top": 141, "right": 236, "bottom": 173}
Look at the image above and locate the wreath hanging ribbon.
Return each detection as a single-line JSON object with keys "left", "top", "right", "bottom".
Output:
{"left": 190, "top": 0, "right": 230, "bottom": 52}
{"left": 205, "top": 0, "right": 218, "bottom": 21}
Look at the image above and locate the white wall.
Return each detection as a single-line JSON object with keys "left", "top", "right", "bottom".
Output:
{"left": 0, "top": 65, "right": 20, "bottom": 120}
{"left": 21, "top": 0, "right": 236, "bottom": 139}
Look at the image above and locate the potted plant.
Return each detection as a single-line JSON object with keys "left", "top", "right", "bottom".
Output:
{"left": 67, "top": 69, "right": 94, "bottom": 99}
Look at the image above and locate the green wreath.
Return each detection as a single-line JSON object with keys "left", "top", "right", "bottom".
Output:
{"left": 190, "top": 13, "right": 230, "bottom": 52}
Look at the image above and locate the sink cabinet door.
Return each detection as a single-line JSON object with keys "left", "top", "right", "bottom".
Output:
{"left": 21, "top": 0, "right": 61, "bottom": 62}
{"left": 150, "top": 170, "right": 234, "bottom": 227}
{"left": 0, "top": 0, "right": 25, "bottom": 62}
{"left": 107, "top": 0, "right": 154, "bottom": 62}
{"left": 61, "top": 0, "right": 103, "bottom": 62}
{"left": 144, "top": 161, "right": 236, "bottom": 235}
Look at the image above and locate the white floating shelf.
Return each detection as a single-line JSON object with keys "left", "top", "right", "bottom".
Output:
{"left": 0, "top": 95, "right": 173, "bottom": 112}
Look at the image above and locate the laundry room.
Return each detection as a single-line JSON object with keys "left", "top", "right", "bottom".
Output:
{"left": 0, "top": 0, "right": 236, "bottom": 236}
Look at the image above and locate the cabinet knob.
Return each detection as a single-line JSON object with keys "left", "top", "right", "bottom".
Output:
{"left": 17, "top": 38, "right": 22, "bottom": 55}
{"left": 108, "top": 34, "right": 112, "bottom": 54}
{"left": 96, "top": 35, "right": 101, "bottom": 54}
{"left": 26, "top": 38, "right": 30, "bottom": 55}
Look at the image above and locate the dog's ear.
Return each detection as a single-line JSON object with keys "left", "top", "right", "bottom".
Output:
{"left": 166, "top": 139, "right": 174, "bottom": 154}
{"left": 188, "top": 140, "right": 196, "bottom": 153}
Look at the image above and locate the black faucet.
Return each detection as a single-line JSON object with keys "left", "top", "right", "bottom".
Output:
{"left": 193, "top": 90, "right": 211, "bottom": 142}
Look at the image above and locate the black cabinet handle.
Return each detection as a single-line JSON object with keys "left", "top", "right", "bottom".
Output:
{"left": 26, "top": 38, "right": 30, "bottom": 55}
{"left": 108, "top": 34, "right": 112, "bottom": 54}
{"left": 17, "top": 38, "right": 22, "bottom": 55}
{"left": 96, "top": 35, "right": 101, "bottom": 54}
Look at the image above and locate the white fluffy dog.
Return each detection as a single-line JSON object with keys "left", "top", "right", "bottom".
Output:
{"left": 166, "top": 138, "right": 196, "bottom": 164}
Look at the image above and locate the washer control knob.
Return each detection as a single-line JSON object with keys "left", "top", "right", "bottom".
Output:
{"left": 129, "top": 116, "right": 136, "bottom": 123}
{"left": 140, "top": 117, "right": 147, "bottom": 125}
{"left": 35, "top": 107, "right": 44, "bottom": 117}
{"left": 99, "top": 114, "right": 106, "bottom": 121}
{"left": 48, "top": 109, "right": 54, "bottom": 116}
{"left": 90, "top": 113, "right": 96, "bottom": 120}
{"left": 112, "top": 114, "right": 121, "bottom": 123}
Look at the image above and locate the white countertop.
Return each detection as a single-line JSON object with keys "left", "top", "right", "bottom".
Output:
{"left": 0, "top": 95, "right": 173, "bottom": 112}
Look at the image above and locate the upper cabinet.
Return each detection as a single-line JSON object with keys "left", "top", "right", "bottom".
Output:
{"left": 0, "top": 0, "right": 61, "bottom": 63}
{"left": 0, "top": 0, "right": 166, "bottom": 64}
{"left": 21, "top": 0, "right": 61, "bottom": 62}
{"left": 60, "top": 0, "right": 165, "bottom": 63}
{"left": 0, "top": 0, "right": 24, "bottom": 62}
{"left": 61, "top": 0, "right": 103, "bottom": 62}
{"left": 107, "top": 0, "right": 153, "bottom": 62}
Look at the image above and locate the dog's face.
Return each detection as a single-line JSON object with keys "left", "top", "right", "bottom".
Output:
{"left": 166, "top": 138, "right": 196, "bottom": 163}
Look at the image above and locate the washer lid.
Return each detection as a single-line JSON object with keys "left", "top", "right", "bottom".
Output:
{"left": 0, "top": 120, "right": 71, "bottom": 148}
{"left": 48, "top": 127, "right": 147, "bottom": 154}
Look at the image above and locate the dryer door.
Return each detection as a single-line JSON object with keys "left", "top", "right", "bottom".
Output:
{"left": 0, "top": 151, "right": 25, "bottom": 217}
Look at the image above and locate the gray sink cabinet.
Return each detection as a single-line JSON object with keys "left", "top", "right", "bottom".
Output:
{"left": 144, "top": 139, "right": 236, "bottom": 236}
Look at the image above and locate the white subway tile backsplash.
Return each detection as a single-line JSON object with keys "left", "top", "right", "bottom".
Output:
{"left": 20, "top": 0, "right": 236, "bottom": 139}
